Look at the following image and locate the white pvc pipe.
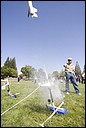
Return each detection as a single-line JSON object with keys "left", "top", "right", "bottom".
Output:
{"left": 1, "top": 85, "right": 40, "bottom": 116}
{"left": 40, "top": 101, "right": 64, "bottom": 127}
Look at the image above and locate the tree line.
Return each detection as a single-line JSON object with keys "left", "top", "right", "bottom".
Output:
{"left": 1, "top": 57, "right": 85, "bottom": 81}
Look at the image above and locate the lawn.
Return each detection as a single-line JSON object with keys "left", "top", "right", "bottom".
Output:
{"left": 1, "top": 79, "right": 85, "bottom": 127}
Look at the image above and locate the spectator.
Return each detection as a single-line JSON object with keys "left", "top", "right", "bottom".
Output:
{"left": 63, "top": 57, "right": 81, "bottom": 95}
{"left": 18, "top": 76, "right": 20, "bottom": 82}
{"left": 81, "top": 72, "right": 85, "bottom": 84}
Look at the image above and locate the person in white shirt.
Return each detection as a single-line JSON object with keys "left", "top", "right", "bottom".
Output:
{"left": 63, "top": 58, "right": 81, "bottom": 95}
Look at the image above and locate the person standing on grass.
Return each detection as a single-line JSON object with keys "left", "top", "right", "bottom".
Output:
{"left": 63, "top": 57, "right": 81, "bottom": 95}
{"left": 5, "top": 76, "right": 9, "bottom": 86}
{"left": 18, "top": 76, "right": 20, "bottom": 82}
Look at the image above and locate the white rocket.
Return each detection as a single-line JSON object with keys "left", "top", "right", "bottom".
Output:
{"left": 28, "top": 1, "right": 38, "bottom": 18}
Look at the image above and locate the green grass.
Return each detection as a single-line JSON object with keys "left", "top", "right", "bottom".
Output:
{"left": 1, "top": 80, "right": 85, "bottom": 127}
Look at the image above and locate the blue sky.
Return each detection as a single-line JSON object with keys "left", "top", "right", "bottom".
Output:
{"left": 1, "top": 1, "right": 85, "bottom": 74}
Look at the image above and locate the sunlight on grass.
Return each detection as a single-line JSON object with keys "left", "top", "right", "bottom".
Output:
{"left": 1, "top": 80, "right": 85, "bottom": 127}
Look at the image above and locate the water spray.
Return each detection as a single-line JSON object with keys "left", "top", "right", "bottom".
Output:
{"left": 48, "top": 87, "right": 54, "bottom": 106}
{"left": 43, "top": 66, "right": 55, "bottom": 106}
{"left": 36, "top": 66, "right": 67, "bottom": 127}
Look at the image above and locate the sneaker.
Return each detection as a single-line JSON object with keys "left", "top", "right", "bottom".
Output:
{"left": 66, "top": 92, "right": 69, "bottom": 94}
{"left": 76, "top": 92, "right": 81, "bottom": 95}
{"left": 78, "top": 92, "right": 81, "bottom": 95}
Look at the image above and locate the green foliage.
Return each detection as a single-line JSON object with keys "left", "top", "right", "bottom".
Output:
{"left": 21, "top": 65, "right": 36, "bottom": 78}
{"left": 1, "top": 66, "right": 9, "bottom": 78}
{"left": 8, "top": 68, "right": 18, "bottom": 77}
{"left": 2, "top": 57, "right": 18, "bottom": 78}
{"left": 4, "top": 57, "right": 10, "bottom": 68}
{"left": 75, "top": 61, "right": 81, "bottom": 75}
{"left": 1, "top": 81, "right": 85, "bottom": 127}
{"left": 10, "top": 57, "right": 17, "bottom": 70}
{"left": 1, "top": 66, "right": 18, "bottom": 78}
{"left": 4, "top": 57, "right": 17, "bottom": 70}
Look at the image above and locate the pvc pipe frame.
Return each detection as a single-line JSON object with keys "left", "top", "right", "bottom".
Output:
{"left": 40, "top": 101, "right": 64, "bottom": 127}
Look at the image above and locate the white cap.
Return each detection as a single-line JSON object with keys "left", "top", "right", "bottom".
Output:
{"left": 68, "top": 57, "right": 72, "bottom": 61}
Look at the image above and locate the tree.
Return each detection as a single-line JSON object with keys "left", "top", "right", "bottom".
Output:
{"left": 52, "top": 71, "right": 60, "bottom": 79}
{"left": 10, "top": 57, "right": 17, "bottom": 70}
{"left": 75, "top": 61, "right": 81, "bottom": 76}
{"left": 75, "top": 61, "right": 82, "bottom": 82}
{"left": 4, "top": 57, "right": 10, "bottom": 68}
{"left": 37, "top": 68, "right": 47, "bottom": 79}
{"left": 2, "top": 57, "right": 18, "bottom": 78}
{"left": 4, "top": 57, "right": 17, "bottom": 70}
{"left": 30, "top": 67, "right": 37, "bottom": 79}
{"left": 1, "top": 66, "right": 18, "bottom": 78}
{"left": 8, "top": 68, "right": 18, "bottom": 77}
{"left": 21, "top": 65, "right": 34, "bottom": 78}
{"left": 1, "top": 66, "right": 9, "bottom": 78}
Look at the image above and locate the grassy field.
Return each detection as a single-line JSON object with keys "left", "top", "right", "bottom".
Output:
{"left": 1, "top": 79, "right": 85, "bottom": 127}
